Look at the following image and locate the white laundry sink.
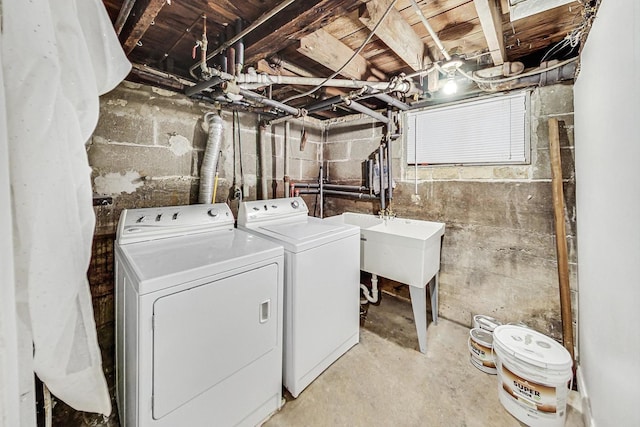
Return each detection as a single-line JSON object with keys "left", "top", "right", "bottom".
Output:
{"left": 325, "top": 212, "right": 445, "bottom": 354}
{"left": 328, "top": 213, "right": 444, "bottom": 288}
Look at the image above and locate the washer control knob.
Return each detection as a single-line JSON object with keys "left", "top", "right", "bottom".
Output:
{"left": 291, "top": 200, "right": 300, "bottom": 209}
{"left": 207, "top": 209, "right": 219, "bottom": 217}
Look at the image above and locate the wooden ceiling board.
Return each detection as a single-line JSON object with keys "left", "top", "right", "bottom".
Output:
{"left": 104, "top": 0, "right": 592, "bottom": 117}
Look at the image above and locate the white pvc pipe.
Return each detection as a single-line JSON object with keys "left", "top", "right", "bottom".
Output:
{"left": 361, "top": 274, "right": 380, "bottom": 304}
{"left": 284, "top": 121, "right": 290, "bottom": 197}
{"left": 408, "top": 0, "right": 451, "bottom": 61}
{"left": 259, "top": 123, "right": 268, "bottom": 200}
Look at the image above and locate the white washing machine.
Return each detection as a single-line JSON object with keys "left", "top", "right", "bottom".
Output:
{"left": 115, "top": 203, "right": 284, "bottom": 427}
{"left": 237, "top": 197, "right": 360, "bottom": 398}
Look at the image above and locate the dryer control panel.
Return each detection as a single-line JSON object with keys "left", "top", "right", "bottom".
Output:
{"left": 117, "top": 203, "right": 234, "bottom": 244}
{"left": 237, "top": 197, "right": 309, "bottom": 228}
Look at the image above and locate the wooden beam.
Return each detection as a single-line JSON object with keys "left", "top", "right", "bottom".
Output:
{"left": 359, "top": 0, "right": 425, "bottom": 71}
{"left": 548, "top": 118, "right": 575, "bottom": 366}
{"left": 473, "top": 0, "right": 506, "bottom": 65}
{"left": 120, "top": 0, "right": 167, "bottom": 55}
{"left": 244, "top": 0, "right": 363, "bottom": 66}
{"left": 297, "top": 29, "right": 385, "bottom": 81}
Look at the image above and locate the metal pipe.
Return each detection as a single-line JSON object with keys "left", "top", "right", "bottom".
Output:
{"left": 374, "top": 93, "right": 409, "bottom": 110}
{"left": 293, "top": 182, "right": 370, "bottom": 192}
{"left": 284, "top": 121, "right": 290, "bottom": 198}
{"left": 187, "top": 73, "right": 415, "bottom": 98}
{"left": 234, "top": 19, "right": 244, "bottom": 76}
{"left": 185, "top": 76, "right": 223, "bottom": 97}
{"left": 305, "top": 95, "right": 344, "bottom": 113}
{"left": 238, "top": 89, "right": 301, "bottom": 116}
{"left": 378, "top": 145, "right": 385, "bottom": 211}
{"left": 323, "top": 189, "right": 378, "bottom": 200}
{"left": 235, "top": 74, "right": 414, "bottom": 93}
{"left": 386, "top": 110, "right": 393, "bottom": 201}
{"left": 319, "top": 164, "right": 324, "bottom": 218}
{"left": 114, "top": 0, "right": 136, "bottom": 35}
{"left": 189, "top": 0, "right": 298, "bottom": 78}
{"left": 345, "top": 100, "right": 390, "bottom": 124}
{"left": 368, "top": 159, "right": 374, "bottom": 194}
{"left": 408, "top": 0, "right": 451, "bottom": 61}
{"left": 296, "top": 189, "right": 320, "bottom": 195}
{"left": 259, "top": 122, "right": 268, "bottom": 199}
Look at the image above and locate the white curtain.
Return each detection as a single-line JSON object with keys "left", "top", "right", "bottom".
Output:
{"left": 1, "top": 0, "right": 130, "bottom": 417}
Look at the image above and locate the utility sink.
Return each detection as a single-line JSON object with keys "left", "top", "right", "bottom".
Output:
{"left": 325, "top": 212, "right": 445, "bottom": 354}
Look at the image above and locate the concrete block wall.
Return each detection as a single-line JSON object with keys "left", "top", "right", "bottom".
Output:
{"left": 323, "top": 84, "right": 577, "bottom": 341}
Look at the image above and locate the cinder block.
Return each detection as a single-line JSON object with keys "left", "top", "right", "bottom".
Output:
{"left": 431, "top": 167, "right": 459, "bottom": 180}
{"left": 493, "top": 166, "right": 530, "bottom": 179}
{"left": 459, "top": 166, "right": 494, "bottom": 180}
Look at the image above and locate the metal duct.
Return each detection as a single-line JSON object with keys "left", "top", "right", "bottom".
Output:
{"left": 198, "top": 113, "right": 224, "bottom": 203}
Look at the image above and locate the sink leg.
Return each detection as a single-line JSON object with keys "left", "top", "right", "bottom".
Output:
{"left": 409, "top": 285, "right": 427, "bottom": 354}
{"left": 430, "top": 273, "right": 439, "bottom": 325}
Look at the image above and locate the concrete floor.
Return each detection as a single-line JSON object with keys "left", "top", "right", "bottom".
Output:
{"left": 264, "top": 294, "right": 584, "bottom": 427}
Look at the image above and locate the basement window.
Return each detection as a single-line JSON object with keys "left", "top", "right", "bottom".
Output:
{"left": 405, "top": 92, "right": 530, "bottom": 166}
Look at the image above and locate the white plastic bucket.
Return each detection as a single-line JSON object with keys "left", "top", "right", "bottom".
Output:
{"left": 468, "top": 328, "right": 497, "bottom": 374}
{"left": 492, "top": 325, "right": 573, "bottom": 427}
{"left": 472, "top": 315, "right": 501, "bottom": 332}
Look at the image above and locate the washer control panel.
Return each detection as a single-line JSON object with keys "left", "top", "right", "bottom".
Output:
{"left": 117, "top": 203, "right": 234, "bottom": 244}
{"left": 237, "top": 197, "right": 309, "bottom": 227}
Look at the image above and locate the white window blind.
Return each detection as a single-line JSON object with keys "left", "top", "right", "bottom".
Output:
{"left": 406, "top": 92, "right": 529, "bottom": 165}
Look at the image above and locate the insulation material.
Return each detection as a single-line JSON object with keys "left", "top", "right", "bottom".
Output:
{"left": 1, "top": 0, "right": 130, "bottom": 416}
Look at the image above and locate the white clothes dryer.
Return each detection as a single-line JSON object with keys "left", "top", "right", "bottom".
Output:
{"left": 237, "top": 197, "right": 360, "bottom": 398}
{"left": 115, "top": 203, "right": 284, "bottom": 427}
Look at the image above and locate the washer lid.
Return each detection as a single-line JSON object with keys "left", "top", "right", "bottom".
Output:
{"left": 242, "top": 216, "right": 359, "bottom": 252}
{"left": 261, "top": 221, "right": 339, "bottom": 241}
{"left": 493, "top": 325, "right": 573, "bottom": 371}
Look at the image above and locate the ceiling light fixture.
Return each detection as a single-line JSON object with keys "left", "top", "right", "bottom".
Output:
{"left": 442, "top": 74, "right": 458, "bottom": 95}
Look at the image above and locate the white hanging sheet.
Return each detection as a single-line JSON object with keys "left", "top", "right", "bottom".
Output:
{"left": 1, "top": 0, "right": 130, "bottom": 416}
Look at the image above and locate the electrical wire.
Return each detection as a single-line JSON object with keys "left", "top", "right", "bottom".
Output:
{"left": 282, "top": 0, "right": 399, "bottom": 103}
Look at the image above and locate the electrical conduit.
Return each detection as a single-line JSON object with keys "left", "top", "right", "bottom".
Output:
{"left": 199, "top": 113, "right": 224, "bottom": 203}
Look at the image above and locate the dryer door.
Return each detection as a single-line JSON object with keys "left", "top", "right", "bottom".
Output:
{"left": 151, "top": 263, "right": 279, "bottom": 420}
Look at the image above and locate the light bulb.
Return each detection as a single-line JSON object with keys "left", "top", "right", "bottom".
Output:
{"left": 442, "top": 77, "right": 457, "bottom": 95}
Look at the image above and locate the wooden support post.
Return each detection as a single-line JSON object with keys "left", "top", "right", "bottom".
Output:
{"left": 548, "top": 118, "right": 575, "bottom": 364}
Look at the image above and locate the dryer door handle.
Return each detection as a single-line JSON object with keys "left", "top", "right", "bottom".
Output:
{"left": 259, "top": 299, "right": 271, "bottom": 323}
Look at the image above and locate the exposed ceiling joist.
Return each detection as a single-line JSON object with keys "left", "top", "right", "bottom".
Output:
{"left": 359, "top": 0, "right": 425, "bottom": 71}
{"left": 244, "top": 0, "right": 363, "bottom": 67}
{"left": 297, "top": 29, "right": 386, "bottom": 81}
{"left": 473, "top": 0, "right": 506, "bottom": 65}
{"left": 120, "top": 0, "right": 167, "bottom": 55}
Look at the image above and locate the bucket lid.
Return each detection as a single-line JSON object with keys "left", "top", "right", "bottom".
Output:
{"left": 492, "top": 325, "right": 573, "bottom": 371}
{"left": 470, "top": 328, "right": 493, "bottom": 347}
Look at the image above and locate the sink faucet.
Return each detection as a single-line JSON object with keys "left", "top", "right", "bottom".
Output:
{"left": 378, "top": 206, "right": 396, "bottom": 221}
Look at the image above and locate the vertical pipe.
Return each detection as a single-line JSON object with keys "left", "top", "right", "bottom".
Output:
{"left": 386, "top": 109, "right": 393, "bottom": 201}
{"left": 259, "top": 121, "right": 268, "bottom": 200}
{"left": 284, "top": 121, "right": 290, "bottom": 198}
{"left": 233, "top": 19, "right": 244, "bottom": 75}
{"left": 319, "top": 164, "right": 324, "bottom": 218}
{"left": 217, "top": 33, "right": 227, "bottom": 73}
{"left": 378, "top": 145, "right": 386, "bottom": 211}
{"left": 549, "top": 118, "right": 575, "bottom": 364}
{"left": 368, "top": 159, "right": 374, "bottom": 194}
